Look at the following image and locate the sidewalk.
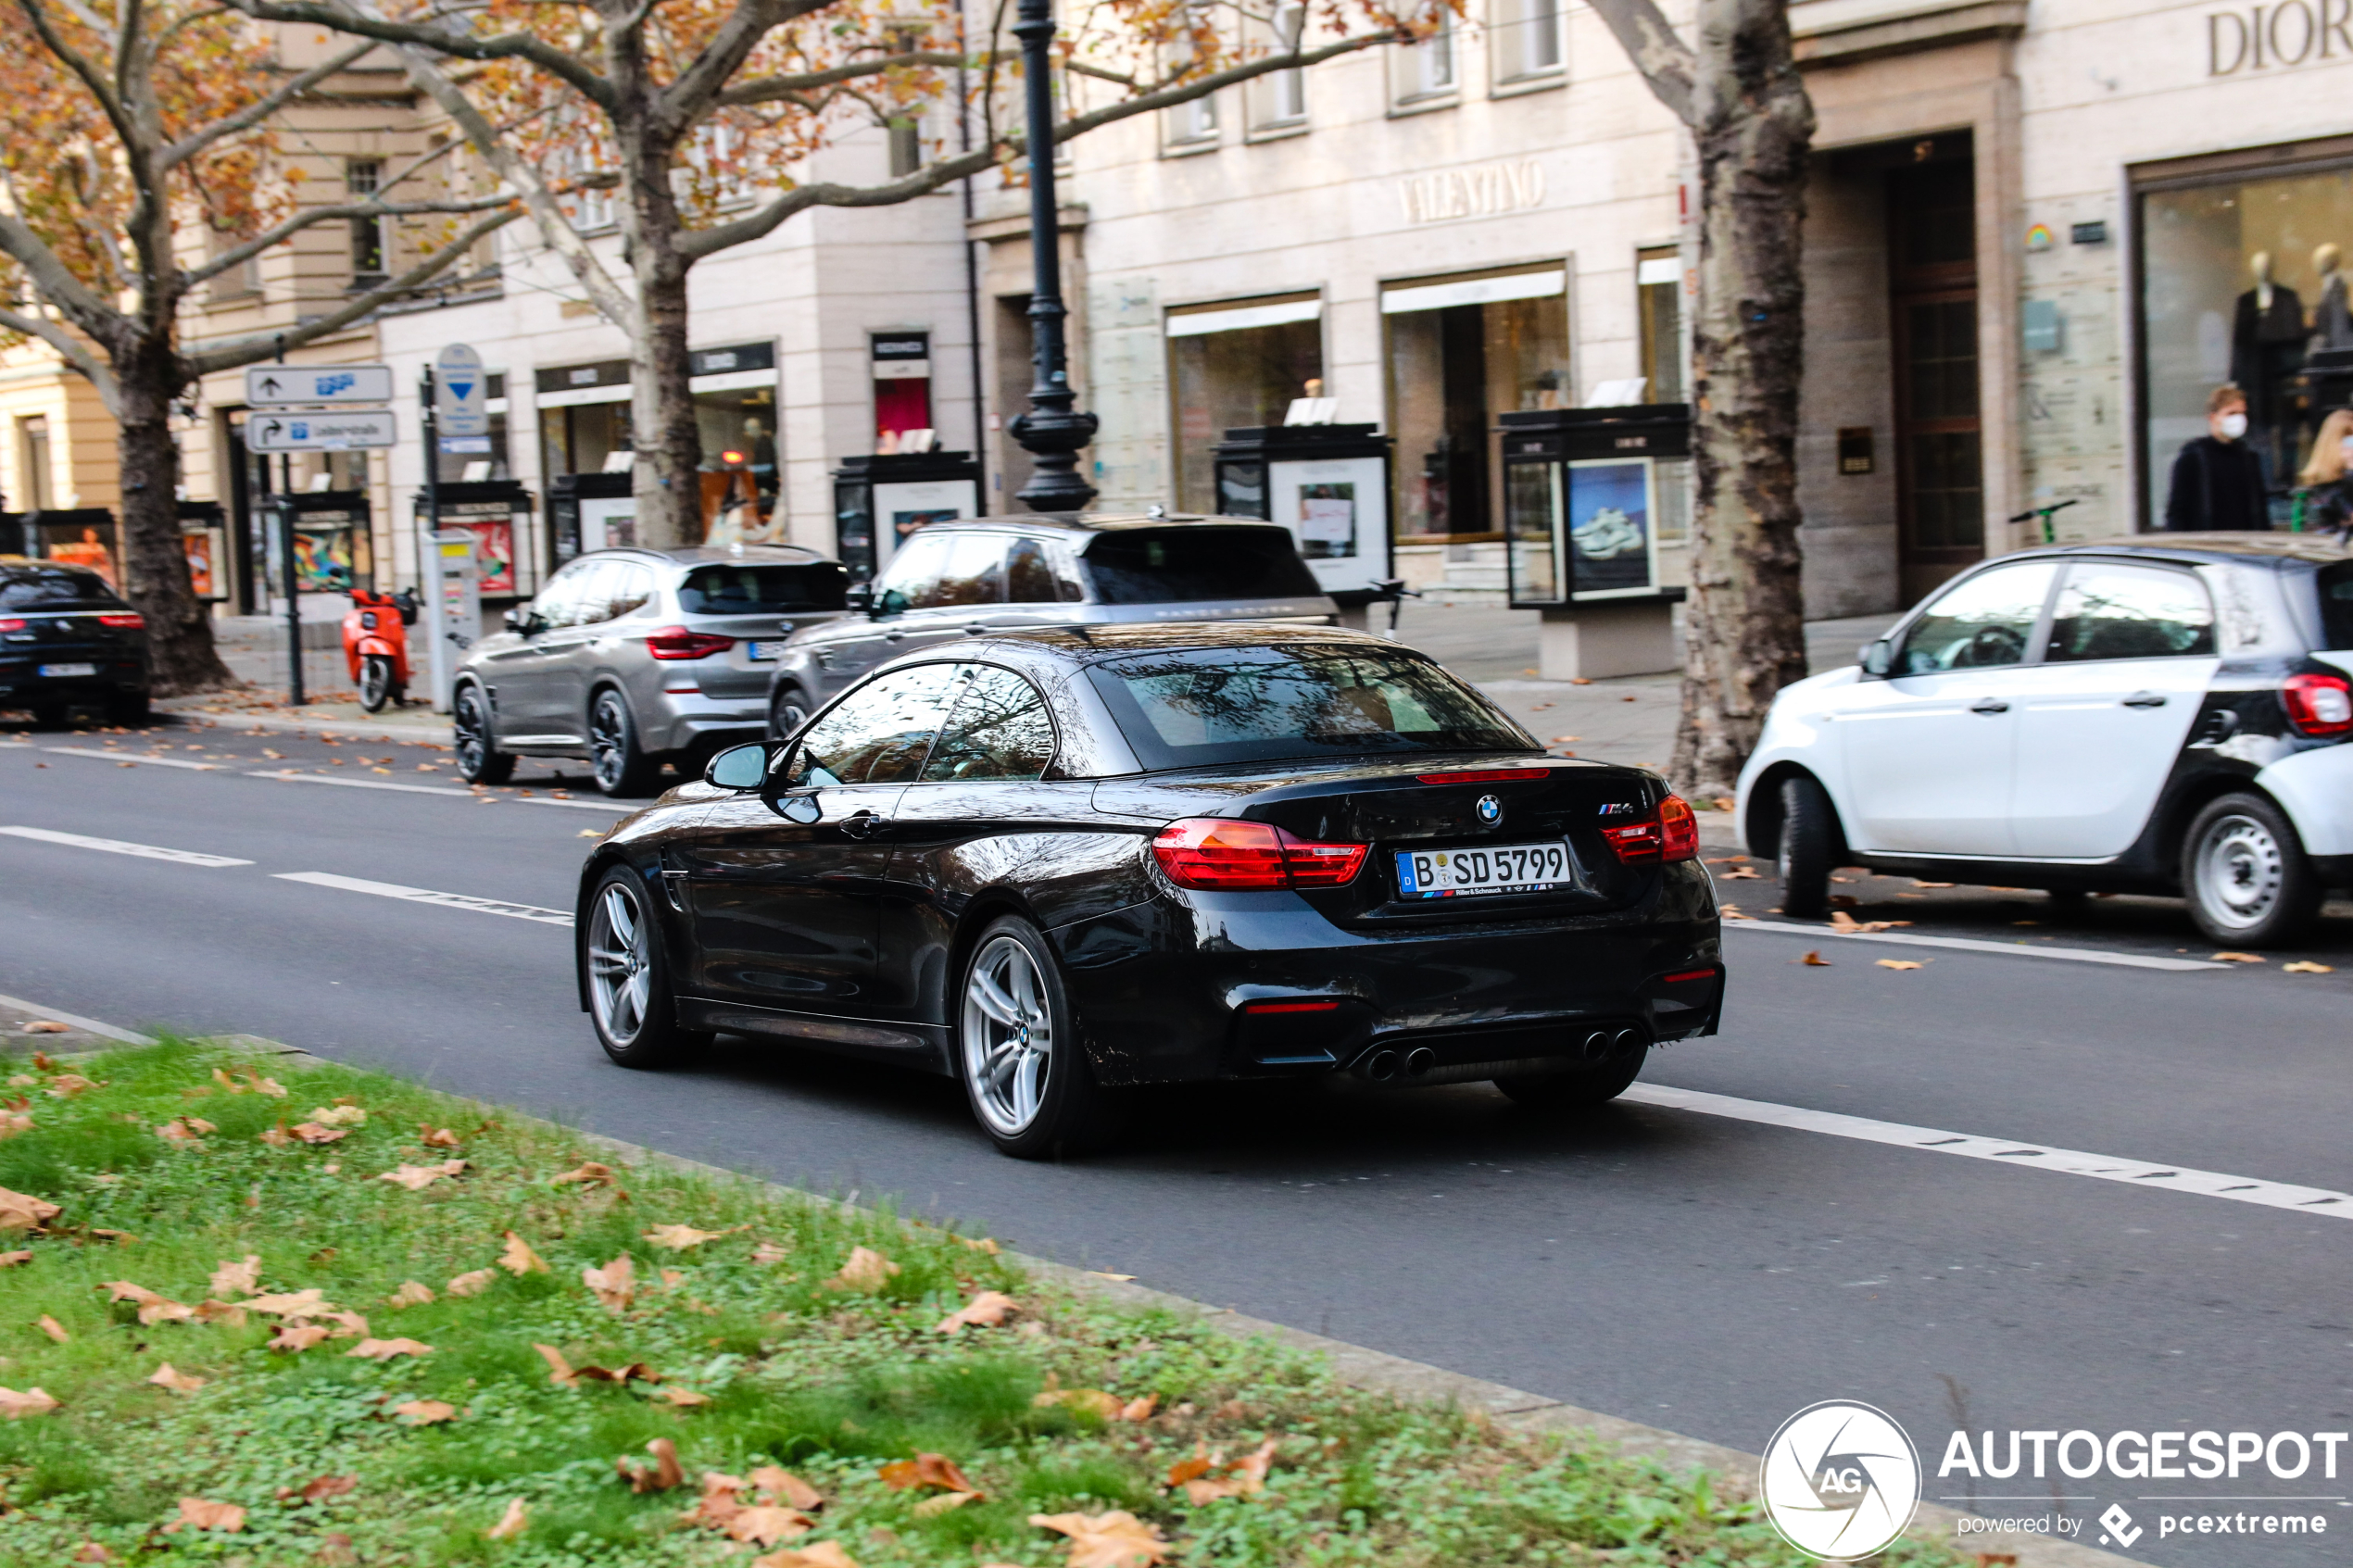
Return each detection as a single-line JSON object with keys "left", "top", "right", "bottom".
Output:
{"left": 156, "top": 690, "right": 453, "bottom": 744}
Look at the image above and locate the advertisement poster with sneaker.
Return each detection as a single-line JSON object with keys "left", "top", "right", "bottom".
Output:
{"left": 1565, "top": 457, "right": 1655, "bottom": 596}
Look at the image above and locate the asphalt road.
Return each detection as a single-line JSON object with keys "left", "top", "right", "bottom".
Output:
{"left": 6, "top": 717, "right": 2350, "bottom": 1568}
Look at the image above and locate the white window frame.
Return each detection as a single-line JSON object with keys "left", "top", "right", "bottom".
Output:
{"left": 1246, "top": 0, "right": 1310, "bottom": 133}
{"left": 1391, "top": 5, "right": 1458, "bottom": 106}
{"left": 1489, "top": 0, "right": 1565, "bottom": 87}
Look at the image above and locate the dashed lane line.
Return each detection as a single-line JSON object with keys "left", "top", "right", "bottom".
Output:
{"left": 43, "top": 746, "right": 221, "bottom": 771}
{"left": 247, "top": 769, "right": 623, "bottom": 810}
{"left": 272, "top": 871, "right": 574, "bottom": 927}
{"left": 1622, "top": 1082, "right": 2353, "bottom": 1220}
{"left": 1724, "top": 916, "right": 2231, "bottom": 972}
{"left": 0, "top": 825, "right": 252, "bottom": 867}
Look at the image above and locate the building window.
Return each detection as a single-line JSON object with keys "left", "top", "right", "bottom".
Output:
{"left": 347, "top": 159, "right": 386, "bottom": 286}
{"left": 1391, "top": 5, "right": 1458, "bottom": 105}
{"left": 16, "top": 416, "right": 54, "bottom": 510}
{"left": 887, "top": 118, "right": 923, "bottom": 178}
{"left": 872, "top": 332, "right": 934, "bottom": 450}
{"left": 1637, "top": 247, "right": 1685, "bottom": 405}
{"left": 1247, "top": 1, "right": 1309, "bottom": 130}
{"left": 1166, "top": 91, "right": 1220, "bottom": 147}
{"left": 1167, "top": 295, "right": 1325, "bottom": 511}
{"left": 1490, "top": 0, "right": 1563, "bottom": 84}
{"left": 1383, "top": 266, "right": 1571, "bottom": 540}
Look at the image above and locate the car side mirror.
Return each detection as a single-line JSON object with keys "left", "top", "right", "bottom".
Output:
{"left": 1860, "top": 638, "right": 1894, "bottom": 677}
{"left": 844, "top": 582, "right": 875, "bottom": 616}
{"left": 703, "top": 742, "right": 770, "bottom": 791}
{"left": 502, "top": 607, "right": 525, "bottom": 633}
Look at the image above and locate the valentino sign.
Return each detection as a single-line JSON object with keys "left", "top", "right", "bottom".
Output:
{"left": 2208, "top": 0, "right": 2353, "bottom": 72}
{"left": 1398, "top": 159, "right": 1547, "bottom": 225}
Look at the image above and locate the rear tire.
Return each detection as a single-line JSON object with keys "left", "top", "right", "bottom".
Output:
{"left": 957, "top": 915, "right": 1126, "bottom": 1159}
{"left": 2182, "top": 792, "right": 2322, "bottom": 948}
{"left": 1775, "top": 772, "right": 1838, "bottom": 919}
{"left": 1494, "top": 1051, "right": 1646, "bottom": 1110}
{"left": 105, "top": 694, "right": 149, "bottom": 727}
{"left": 358, "top": 655, "right": 396, "bottom": 712}
{"left": 589, "top": 687, "right": 661, "bottom": 797}
{"left": 453, "top": 684, "right": 514, "bottom": 785}
{"left": 583, "top": 867, "right": 710, "bottom": 1069}
{"left": 767, "top": 684, "right": 812, "bottom": 743}
{"left": 29, "top": 702, "right": 69, "bottom": 729}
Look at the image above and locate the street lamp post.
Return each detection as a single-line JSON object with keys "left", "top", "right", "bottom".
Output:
{"left": 1007, "top": 0, "right": 1098, "bottom": 513}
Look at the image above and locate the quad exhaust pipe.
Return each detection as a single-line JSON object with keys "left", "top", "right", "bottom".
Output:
{"left": 1358, "top": 1026, "right": 1645, "bottom": 1083}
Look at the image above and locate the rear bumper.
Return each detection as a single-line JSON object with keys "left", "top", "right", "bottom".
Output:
{"left": 2256, "top": 743, "right": 2353, "bottom": 858}
{"left": 0, "top": 661, "right": 147, "bottom": 702}
{"left": 1048, "top": 867, "right": 1723, "bottom": 1086}
{"left": 642, "top": 686, "right": 767, "bottom": 756}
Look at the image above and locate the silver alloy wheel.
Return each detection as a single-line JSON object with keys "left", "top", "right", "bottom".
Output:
{"left": 2193, "top": 811, "right": 2284, "bottom": 931}
{"left": 587, "top": 880, "right": 653, "bottom": 1045}
{"left": 962, "top": 935, "right": 1052, "bottom": 1136}
{"left": 590, "top": 691, "right": 630, "bottom": 792}
{"left": 454, "top": 688, "right": 489, "bottom": 772}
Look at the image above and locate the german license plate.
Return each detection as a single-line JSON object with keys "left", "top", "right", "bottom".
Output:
{"left": 746, "top": 641, "right": 783, "bottom": 661}
{"left": 38, "top": 663, "right": 96, "bottom": 678}
{"left": 1395, "top": 841, "right": 1572, "bottom": 899}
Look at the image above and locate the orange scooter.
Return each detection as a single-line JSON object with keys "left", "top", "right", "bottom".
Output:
{"left": 343, "top": 586, "right": 420, "bottom": 711}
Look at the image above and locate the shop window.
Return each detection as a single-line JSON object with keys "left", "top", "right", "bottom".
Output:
{"left": 348, "top": 160, "right": 386, "bottom": 286}
{"left": 1167, "top": 295, "right": 1325, "bottom": 512}
{"left": 2138, "top": 157, "right": 2353, "bottom": 521}
{"left": 873, "top": 332, "right": 934, "bottom": 451}
{"left": 1490, "top": 0, "right": 1563, "bottom": 85}
{"left": 1383, "top": 268, "right": 1570, "bottom": 540}
{"left": 17, "top": 416, "right": 54, "bottom": 509}
{"left": 539, "top": 401, "right": 633, "bottom": 480}
{"left": 1637, "top": 248, "right": 1684, "bottom": 405}
{"left": 1246, "top": 1, "right": 1309, "bottom": 131}
{"left": 697, "top": 384, "right": 780, "bottom": 546}
{"left": 1390, "top": 5, "right": 1458, "bottom": 105}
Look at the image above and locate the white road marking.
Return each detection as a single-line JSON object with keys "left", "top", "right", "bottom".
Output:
{"left": 273, "top": 871, "right": 574, "bottom": 926}
{"left": 248, "top": 769, "right": 473, "bottom": 797}
{"left": 0, "top": 825, "right": 252, "bottom": 867}
{"left": 44, "top": 746, "right": 220, "bottom": 771}
{"left": 1725, "top": 918, "right": 2230, "bottom": 972}
{"left": 0, "top": 991, "right": 153, "bottom": 1044}
{"left": 510, "top": 795, "right": 633, "bottom": 813}
{"left": 1623, "top": 1083, "right": 2353, "bottom": 1220}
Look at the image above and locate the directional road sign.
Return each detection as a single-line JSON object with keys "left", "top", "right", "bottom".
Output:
{"left": 434, "top": 343, "right": 488, "bottom": 437}
{"left": 247, "top": 410, "right": 397, "bottom": 452}
{"left": 245, "top": 363, "right": 396, "bottom": 407}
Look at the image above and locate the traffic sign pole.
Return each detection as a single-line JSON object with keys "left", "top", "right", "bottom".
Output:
{"left": 282, "top": 500, "right": 304, "bottom": 709}
{"left": 422, "top": 364, "right": 450, "bottom": 712}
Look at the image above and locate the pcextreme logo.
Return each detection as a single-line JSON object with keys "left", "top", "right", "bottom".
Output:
{"left": 1760, "top": 1400, "right": 1924, "bottom": 1562}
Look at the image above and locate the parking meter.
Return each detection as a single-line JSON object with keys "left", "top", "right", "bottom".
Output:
{"left": 423, "top": 529, "right": 482, "bottom": 713}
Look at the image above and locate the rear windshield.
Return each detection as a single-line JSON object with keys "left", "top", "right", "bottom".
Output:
{"left": 0, "top": 568, "right": 124, "bottom": 610}
{"left": 677, "top": 561, "right": 846, "bottom": 616}
{"left": 1080, "top": 527, "right": 1323, "bottom": 605}
{"left": 2318, "top": 563, "right": 2353, "bottom": 649}
{"left": 1087, "top": 646, "right": 1534, "bottom": 770}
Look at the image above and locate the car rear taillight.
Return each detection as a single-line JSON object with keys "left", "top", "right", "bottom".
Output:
{"left": 647, "top": 626, "right": 734, "bottom": 660}
{"left": 1415, "top": 768, "right": 1550, "bottom": 784}
{"left": 1601, "top": 795, "right": 1700, "bottom": 864}
{"left": 96, "top": 612, "right": 144, "bottom": 629}
{"left": 0, "top": 619, "right": 21, "bottom": 632}
{"left": 1151, "top": 818, "right": 1369, "bottom": 891}
{"left": 2284, "top": 672, "right": 2353, "bottom": 738}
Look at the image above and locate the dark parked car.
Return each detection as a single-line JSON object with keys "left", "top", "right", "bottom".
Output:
{"left": 764, "top": 514, "right": 1340, "bottom": 739}
{"left": 578, "top": 624, "right": 1723, "bottom": 1157}
{"left": 454, "top": 545, "right": 848, "bottom": 796}
{"left": 0, "top": 561, "right": 149, "bottom": 726}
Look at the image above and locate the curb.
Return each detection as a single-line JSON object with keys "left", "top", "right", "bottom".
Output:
{"left": 154, "top": 697, "right": 452, "bottom": 746}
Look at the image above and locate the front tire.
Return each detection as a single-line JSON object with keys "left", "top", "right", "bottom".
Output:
{"left": 767, "top": 684, "right": 811, "bottom": 743}
{"left": 358, "top": 655, "right": 396, "bottom": 712}
{"left": 1494, "top": 1051, "right": 1646, "bottom": 1110}
{"left": 2182, "top": 792, "right": 2322, "bottom": 947}
{"left": 584, "top": 868, "right": 709, "bottom": 1068}
{"left": 453, "top": 684, "right": 514, "bottom": 784}
{"left": 1775, "top": 772, "right": 1839, "bottom": 918}
{"left": 589, "top": 687, "right": 661, "bottom": 797}
{"left": 105, "top": 693, "right": 149, "bottom": 728}
{"left": 957, "top": 916, "right": 1126, "bottom": 1159}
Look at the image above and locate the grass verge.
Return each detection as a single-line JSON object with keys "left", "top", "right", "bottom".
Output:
{"left": 0, "top": 1039, "right": 1957, "bottom": 1567}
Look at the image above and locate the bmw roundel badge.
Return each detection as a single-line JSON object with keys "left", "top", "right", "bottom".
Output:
{"left": 1476, "top": 793, "right": 1504, "bottom": 827}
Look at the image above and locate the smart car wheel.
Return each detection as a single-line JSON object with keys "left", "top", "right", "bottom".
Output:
{"left": 589, "top": 687, "right": 661, "bottom": 797}
{"left": 584, "top": 868, "right": 708, "bottom": 1068}
{"left": 452, "top": 684, "right": 514, "bottom": 784}
{"left": 957, "top": 916, "right": 1125, "bottom": 1159}
{"left": 1776, "top": 772, "right": 1837, "bottom": 918}
{"left": 2183, "top": 792, "right": 2322, "bottom": 947}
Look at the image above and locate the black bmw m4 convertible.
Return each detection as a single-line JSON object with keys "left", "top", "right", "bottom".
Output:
{"left": 574, "top": 624, "right": 1724, "bottom": 1157}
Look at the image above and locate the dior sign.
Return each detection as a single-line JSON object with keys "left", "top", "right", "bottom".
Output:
{"left": 1398, "top": 159, "right": 1546, "bottom": 225}
{"left": 2208, "top": 0, "right": 2353, "bottom": 72}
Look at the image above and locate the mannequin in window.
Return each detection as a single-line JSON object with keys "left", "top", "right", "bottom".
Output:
{"left": 2312, "top": 244, "right": 2353, "bottom": 354}
{"left": 2165, "top": 383, "right": 2269, "bottom": 532}
{"left": 2231, "top": 251, "right": 2306, "bottom": 462}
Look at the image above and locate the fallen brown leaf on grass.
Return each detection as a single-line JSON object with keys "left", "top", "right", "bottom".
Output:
{"left": 750, "top": 1240, "right": 791, "bottom": 1264}
{"left": 0, "top": 1386, "right": 59, "bottom": 1417}
{"left": 498, "top": 1232, "right": 549, "bottom": 1274}
{"left": 618, "top": 1436, "right": 686, "bottom": 1493}
{"left": 44, "top": 1074, "right": 98, "bottom": 1098}
{"left": 656, "top": 1385, "right": 713, "bottom": 1406}
{"left": 164, "top": 1498, "right": 245, "bottom": 1533}
{"left": 551, "top": 1161, "right": 616, "bottom": 1187}
{"left": 1087, "top": 1271, "right": 1137, "bottom": 1282}
{"left": 727, "top": 1505, "right": 818, "bottom": 1545}
{"left": 378, "top": 1160, "right": 467, "bottom": 1191}
{"left": 387, "top": 1281, "right": 434, "bottom": 1308}
{"left": 100, "top": 1280, "right": 164, "bottom": 1306}
{"left": 913, "top": 1491, "right": 981, "bottom": 1517}
{"left": 959, "top": 1236, "right": 1002, "bottom": 1255}
{"left": 752, "top": 1545, "right": 860, "bottom": 1568}
{"left": 0, "top": 1110, "right": 31, "bottom": 1137}
{"left": 392, "top": 1399, "right": 458, "bottom": 1424}
{"left": 0, "top": 1250, "right": 30, "bottom": 1267}
{"left": 345, "top": 1336, "right": 433, "bottom": 1361}
{"left": 881, "top": 1453, "right": 983, "bottom": 1496}
{"left": 268, "top": 1323, "right": 329, "bottom": 1352}
{"left": 139, "top": 1299, "right": 195, "bottom": 1325}
{"left": 828, "top": 1246, "right": 900, "bottom": 1292}
{"left": 419, "top": 1126, "right": 460, "bottom": 1148}
{"left": 191, "top": 1299, "right": 246, "bottom": 1326}
{"left": 1120, "top": 1394, "right": 1160, "bottom": 1422}
{"left": 36, "top": 1314, "right": 67, "bottom": 1343}
{"left": 321, "top": 1311, "right": 371, "bottom": 1339}
{"left": 2213, "top": 951, "right": 2267, "bottom": 963}
{"left": 1799, "top": 950, "right": 1831, "bottom": 966}
{"left": 209, "top": 1255, "right": 260, "bottom": 1298}
{"left": 485, "top": 1498, "right": 529, "bottom": 1538}
{"left": 937, "top": 1290, "right": 1019, "bottom": 1334}
{"left": 1875, "top": 960, "right": 1925, "bottom": 971}
{"left": 583, "top": 1254, "right": 636, "bottom": 1309}
{"left": 286, "top": 1474, "right": 357, "bottom": 1503}
{"left": 1170, "top": 1437, "right": 1277, "bottom": 1503}
{"left": 446, "top": 1268, "right": 495, "bottom": 1297}
{"left": 750, "top": 1467, "right": 824, "bottom": 1511}
{"left": 2283, "top": 960, "right": 2336, "bottom": 973}
{"left": 258, "top": 1125, "right": 293, "bottom": 1147}
{"left": 0, "top": 1185, "right": 61, "bottom": 1231}
{"left": 1029, "top": 1510, "right": 1171, "bottom": 1568}
{"left": 306, "top": 1105, "right": 366, "bottom": 1127}
{"left": 147, "top": 1363, "right": 206, "bottom": 1394}
{"left": 643, "top": 1223, "right": 741, "bottom": 1249}
{"left": 69, "top": 1543, "right": 110, "bottom": 1562}
{"left": 244, "top": 1289, "right": 329, "bottom": 1316}
{"left": 534, "top": 1343, "right": 657, "bottom": 1387}
{"left": 1034, "top": 1386, "right": 1123, "bottom": 1419}
{"left": 288, "top": 1123, "right": 346, "bottom": 1145}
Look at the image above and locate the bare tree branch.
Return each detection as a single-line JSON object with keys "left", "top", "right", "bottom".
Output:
{"left": 662, "top": 0, "right": 835, "bottom": 130}
{"left": 0, "top": 210, "right": 122, "bottom": 342}
{"left": 1582, "top": 0, "right": 1694, "bottom": 124}
{"left": 189, "top": 190, "right": 518, "bottom": 284}
{"left": 0, "top": 303, "right": 119, "bottom": 411}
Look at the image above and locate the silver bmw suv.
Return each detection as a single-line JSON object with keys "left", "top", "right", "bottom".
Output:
{"left": 453, "top": 545, "right": 847, "bottom": 795}
{"left": 764, "top": 515, "right": 1340, "bottom": 736}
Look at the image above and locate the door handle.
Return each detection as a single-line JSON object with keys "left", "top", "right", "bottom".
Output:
{"left": 2121, "top": 691, "right": 2168, "bottom": 708}
{"left": 839, "top": 809, "right": 884, "bottom": 839}
{"left": 963, "top": 623, "right": 992, "bottom": 636}
{"left": 883, "top": 631, "right": 905, "bottom": 643}
{"left": 1969, "top": 697, "right": 2009, "bottom": 714}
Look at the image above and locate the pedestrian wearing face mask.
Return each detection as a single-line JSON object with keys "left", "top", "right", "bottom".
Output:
{"left": 2165, "top": 383, "right": 2271, "bottom": 531}
{"left": 2296, "top": 408, "right": 2353, "bottom": 538}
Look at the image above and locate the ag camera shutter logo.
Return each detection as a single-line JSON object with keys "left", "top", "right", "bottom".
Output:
{"left": 1760, "top": 1400, "right": 1922, "bottom": 1561}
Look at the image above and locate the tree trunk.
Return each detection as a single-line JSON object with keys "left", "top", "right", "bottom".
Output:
{"left": 627, "top": 240, "right": 703, "bottom": 550}
{"left": 1667, "top": 0, "right": 1816, "bottom": 801}
{"left": 115, "top": 354, "right": 234, "bottom": 695}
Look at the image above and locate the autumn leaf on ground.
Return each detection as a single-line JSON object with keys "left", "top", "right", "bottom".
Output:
{"left": 288, "top": 1123, "right": 346, "bottom": 1145}
{"left": 752, "top": 1545, "right": 861, "bottom": 1568}
{"left": 485, "top": 1499, "right": 529, "bottom": 1539}
{"left": 2213, "top": 951, "right": 2267, "bottom": 963}
{"left": 2283, "top": 960, "right": 2335, "bottom": 973}
{"left": 749, "top": 1467, "right": 824, "bottom": 1511}
{"left": 618, "top": 1436, "right": 686, "bottom": 1493}
{"left": 0, "top": 1110, "right": 31, "bottom": 1137}
{"left": 655, "top": 1385, "right": 712, "bottom": 1406}
{"left": 550, "top": 1161, "right": 615, "bottom": 1187}
{"left": 305, "top": 1106, "right": 366, "bottom": 1127}
{"left": 378, "top": 1160, "right": 467, "bottom": 1192}
{"left": 386, "top": 1281, "right": 434, "bottom": 1308}
{"left": 683, "top": 1472, "right": 749, "bottom": 1528}
{"left": 881, "top": 1453, "right": 982, "bottom": 1497}
{"left": 244, "top": 1289, "right": 330, "bottom": 1317}
{"left": 1028, "top": 1510, "right": 1171, "bottom": 1568}
{"left": 146, "top": 1363, "right": 207, "bottom": 1394}
{"left": 209, "top": 1255, "right": 260, "bottom": 1298}
{"left": 100, "top": 1280, "right": 165, "bottom": 1307}
{"left": 1799, "top": 950, "right": 1831, "bottom": 966}
{"left": 321, "top": 1310, "right": 371, "bottom": 1339}
{"left": 392, "top": 1399, "right": 458, "bottom": 1424}
{"left": 643, "top": 1223, "right": 742, "bottom": 1250}
{"left": 35, "top": 1314, "right": 67, "bottom": 1343}
{"left": 1035, "top": 1386, "right": 1123, "bottom": 1419}
{"left": 44, "top": 1073, "right": 96, "bottom": 1098}
{"left": 0, "top": 1386, "right": 59, "bottom": 1418}
{"left": 258, "top": 1125, "right": 293, "bottom": 1147}
{"left": 20, "top": 1021, "right": 68, "bottom": 1035}
{"left": 0, "top": 1250, "right": 29, "bottom": 1267}
{"left": 1875, "top": 959, "right": 1925, "bottom": 971}
{"left": 750, "top": 1240, "right": 790, "bottom": 1264}
{"left": 191, "top": 1299, "right": 247, "bottom": 1326}
{"left": 164, "top": 1498, "right": 245, "bottom": 1533}
{"left": 290, "top": 1475, "right": 357, "bottom": 1503}
{"left": 0, "top": 1186, "right": 61, "bottom": 1231}
{"left": 269, "top": 1323, "right": 329, "bottom": 1352}
{"left": 498, "top": 1232, "right": 549, "bottom": 1274}
{"left": 914, "top": 1490, "right": 983, "bottom": 1517}
{"left": 1178, "top": 1438, "right": 1277, "bottom": 1503}
{"left": 583, "top": 1254, "right": 636, "bottom": 1309}
{"left": 937, "top": 1290, "right": 1019, "bottom": 1334}
{"left": 1087, "top": 1271, "right": 1138, "bottom": 1282}
{"left": 958, "top": 1235, "right": 1001, "bottom": 1255}
{"left": 346, "top": 1337, "right": 433, "bottom": 1361}
{"left": 446, "top": 1268, "right": 495, "bottom": 1297}
{"left": 726, "top": 1505, "right": 817, "bottom": 1545}
{"left": 1120, "top": 1395, "right": 1159, "bottom": 1422}
{"left": 827, "top": 1246, "right": 899, "bottom": 1292}
{"left": 419, "top": 1126, "right": 460, "bottom": 1148}
{"left": 1718, "top": 866, "right": 1761, "bottom": 879}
